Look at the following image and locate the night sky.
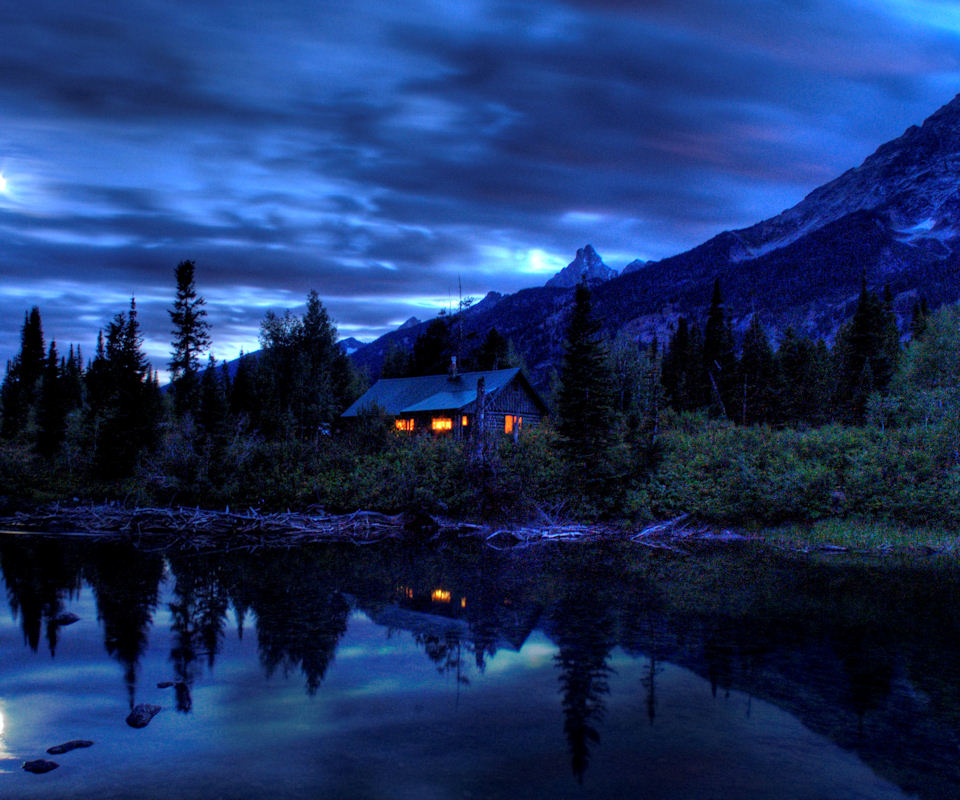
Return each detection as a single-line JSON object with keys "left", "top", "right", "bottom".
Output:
{"left": 2, "top": 1, "right": 959, "bottom": 375}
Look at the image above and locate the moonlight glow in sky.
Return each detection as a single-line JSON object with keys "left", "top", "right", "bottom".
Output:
{"left": 1, "top": 0, "right": 960, "bottom": 373}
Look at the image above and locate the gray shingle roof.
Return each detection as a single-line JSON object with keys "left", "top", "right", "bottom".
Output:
{"left": 342, "top": 368, "right": 528, "bottom": 417}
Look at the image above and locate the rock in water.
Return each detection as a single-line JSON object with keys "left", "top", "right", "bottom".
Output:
{"left": 47, "top": 739, "right": 93, "bottom": 755}
{"left": 23, "top": 759, "right": 59, "bottom": 773}
{"left": 52, "top": 612, "right": 80, "bottom": 626}
{"left": 125, "top": 704, "right": 162, "bottom": 728}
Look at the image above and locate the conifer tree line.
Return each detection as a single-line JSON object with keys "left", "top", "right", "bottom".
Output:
{"left": 659, "top": 277, "right": 907, "bottom": 426}
{"left": 0, "top": 261, "right": 362, "bottom": 483}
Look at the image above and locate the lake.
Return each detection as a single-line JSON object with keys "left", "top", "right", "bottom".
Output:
{"left": 1, "top": 534, "right": 958, "bottom": 799}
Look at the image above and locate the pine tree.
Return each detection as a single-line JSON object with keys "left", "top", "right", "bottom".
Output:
{"left": 1, "top": 307, "right": 46, "bottom": 438}
{"left": 737, "top": 314, "right": 777, "bottom": 424}
{"left": 380, "top": 344, "right": 410, "bottom": 378}
{"left": 556, "top": 281, "right": 620, "bottom": 506}
{"left": 198, "top": 357, "right": 228, "bottom": 436}
{"left": 169, "top": 260, "right": 212, "bottom": 415}
{"left": 91, "top": 299, "right": 161, "bottom": 477}
{"left": 910, "top": 297, "right": 929, "bottom": 340}
{"left": 702, "top": 279, "right": 736, "bottom": 418}
{"left": 410, "top": 316, "right": 451, "bottom": 376}
{"left": 256, "top": 290, "right": 358, "bottom": 439}
{"left": 229, "top": 351, "right": 257, "bottom": 420}
{"left": 834, "top": 279, "right": 900, "bottom": 423}
{"left": 474, "top": 327, "right": 510, "bottom": 370}
{"left": 662, "top": 317, "right": 705, "bottom": 412}
{"left": 36, "top": 341, "right": 67, "bottom": 456}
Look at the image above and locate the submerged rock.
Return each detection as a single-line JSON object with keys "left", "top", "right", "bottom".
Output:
{"left": 23, "top": 759, "right": 59, "bottom": 773}
{"left": 47, "top": 739, "right": 93, "bottom": 755}
{"left": 52, "top": 612, "right": 80, "bottom": 626}
{"left": 125, "top": 704, "right": 162, "bottom": 728}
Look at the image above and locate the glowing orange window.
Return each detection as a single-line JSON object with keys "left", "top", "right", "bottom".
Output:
{"left": 431, "top": 417, "right": 453, "bottom": 432}
{"left": 395, "top": 418, "right": 414, "bottom": 432}
{"left": 504, "top": 415, "right": 523, "bottom": 434}
{"left": 461, "top": 415, "right": 469, "bottom": 427}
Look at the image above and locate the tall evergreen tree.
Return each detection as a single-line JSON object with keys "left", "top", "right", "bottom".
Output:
{"left": 256, "top": 290, "right": 358, "bottom": 439}
{"left": 410, "top": 316, "right": 452, "bottom": 376}
{"left": 1, "top": 307, "right": 46, "bottom": 438}
{"left": 834, "top": 279, "right": 900, "bottom": 423}
{"left": 168, "top": 260, "right": 211, "bottom": 415}
{"left": 198, "top": 356, "right": 228, "bottom": 436}
{"left": 736, "top": 314, "right": 777, "bottom": 424}
{"left": 36, "top": 341, "right": 67, "bottom": 457}
{"left": 702, "top": 279, "right": 736, "bottom": 418}
{"left": 910, "top": 296, "right": 929, "bottom": 340}
{"left": 555, "top": 282, "right": 619, "bottom": 506}
{"left": 380, "top": 343, "right": 410, "bottom": 378}
{"left": 661, "top": 317, "right": 705, "bottom": 412}
{"left": 90, "top": 299, "right": 161, "bottom": 477}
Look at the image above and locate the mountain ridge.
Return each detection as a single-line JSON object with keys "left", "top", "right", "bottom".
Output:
{"left": 351, "top": 93, "right": 960, "bottom": 388}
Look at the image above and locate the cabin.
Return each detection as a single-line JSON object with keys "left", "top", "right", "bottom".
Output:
{"left": 341, "top": 365, "right": 548, "bottom": 437}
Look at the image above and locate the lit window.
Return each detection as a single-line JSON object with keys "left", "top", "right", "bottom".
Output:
{"left": 395, "top": 418, "right": 414, "bottom": 432}
{"left": 431, "top": 417, "right": 453, "bottom": 431}
{"left": 431, "top": 588, "right": 451, "bottom": 603}
{"left": 461, "top": 415, "right": 469, "bottom": 427}
{"left": 504, "top": 415, "right": 515, "bottom": 434}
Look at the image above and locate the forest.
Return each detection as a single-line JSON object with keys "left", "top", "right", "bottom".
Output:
{"left": 2, "top": 260, "right": 959, "bottom": 529}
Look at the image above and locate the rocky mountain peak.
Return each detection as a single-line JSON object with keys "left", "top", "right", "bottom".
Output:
{"left": 545, "top": 244, "right": 618, "bottom": 288}
{"left": 734, "top": 93, "right": 960, "bottom": 261}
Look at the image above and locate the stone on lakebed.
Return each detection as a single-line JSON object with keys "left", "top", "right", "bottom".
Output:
{"left": 125, "top": 704, "right": 162, "bottom": 728}
{"left": 47, "top": 739, "right": 93, "bottom": 755}
{"left": 23, "top": 759, "right": 59, "bottom": 774}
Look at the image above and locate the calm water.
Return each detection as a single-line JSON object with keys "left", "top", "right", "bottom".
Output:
{"left": 1, "top": 535, "right": 958, "bottom": 799}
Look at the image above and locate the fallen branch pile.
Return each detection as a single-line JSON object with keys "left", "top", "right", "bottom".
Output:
{"left": 0, "top": 504, "right": 417, "bottom": 547}
{"left": 0, "top": 503, "right": 750, "bottom": 552}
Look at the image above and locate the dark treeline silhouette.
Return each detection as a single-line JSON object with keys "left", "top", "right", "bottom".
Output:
{"left": 661, "top": 277, "right": 903, "bottom": 426}
{"left": 1, "top": 263, "right": 958, "bottom": 525}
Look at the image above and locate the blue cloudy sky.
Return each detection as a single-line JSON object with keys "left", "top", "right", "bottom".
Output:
{"left": 1, "top": 0, "right": 959, "bottom": 373}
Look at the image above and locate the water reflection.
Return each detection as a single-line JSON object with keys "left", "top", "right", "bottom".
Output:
{"left": 1, "top": 535, "right": 960, "bottom": 798}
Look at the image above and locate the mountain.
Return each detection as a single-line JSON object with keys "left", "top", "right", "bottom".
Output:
{"left": 622, "top": 259, "right": 649, "bottom": 275}
{"left": 352, "top": 93, "right": 960, "bottom": 389}
{"left": 338, "top": 337, "right": 367, "bottom": 356}
{"left": 545, "top": 244, "right": 618, "bottom": 288}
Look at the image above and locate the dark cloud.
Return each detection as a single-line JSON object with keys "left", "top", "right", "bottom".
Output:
{"left": 1, "top": 0, "right": 958, "bottom": 373}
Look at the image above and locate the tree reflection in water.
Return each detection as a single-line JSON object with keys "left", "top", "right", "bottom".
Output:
{"left": 3, "top": 536, "right": 960, "bottom": 798}
{"left": 85, "top": 543, "right": 164, "bottom": 708}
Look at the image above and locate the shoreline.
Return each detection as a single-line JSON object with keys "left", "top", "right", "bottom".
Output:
{"left": 1, "top": 501, "right": 956, "bottom": 558}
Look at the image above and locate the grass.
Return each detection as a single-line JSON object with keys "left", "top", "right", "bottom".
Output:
{"left": 760, "top": 517, "right": 960, "bottom": 555}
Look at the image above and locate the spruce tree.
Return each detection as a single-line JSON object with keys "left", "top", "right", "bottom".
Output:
{"left": 556, "top": 281, "right": 619, "bottom": 506}
{"left": 36, "top": 341, "right": 67, "bottom": 456}
{"left": 1, "top": 307, "right": 46, "bottom": 438}
{"left": 92, "top": 299, "right": 160, "bottom": 477}
{"left": 169, "top": 260, "right": 211, "bottom": 415}
{"left": 737, "top": 314, "right": 777, "bottom": 424}
{"left": 834, "top": 279, "right": 900, "bottom": 422}
{"left": 410, "top": 316, "right": 452, "bottom": 376}
{"left": 702, "top": 279, "right": 736, "bottom": 418}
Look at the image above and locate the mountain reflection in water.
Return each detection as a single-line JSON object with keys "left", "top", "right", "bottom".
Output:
{"left": 1, "top": 535, "right": 958, "bottom": 799}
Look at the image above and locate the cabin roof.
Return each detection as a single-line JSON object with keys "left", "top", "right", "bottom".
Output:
{"left": 341, "top": 367, "right": 545, "bottom": 417}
